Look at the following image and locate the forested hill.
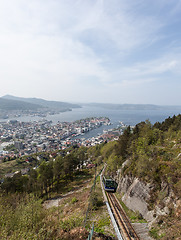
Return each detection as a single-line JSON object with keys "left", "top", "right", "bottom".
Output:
{"left": 99, "top": 114, "right": 181, "bottom": 196}
{"left": 95, "top": 114, "right": 181, "bottom": 239}
{"left": 84, "top": 102, "right": 181, "bottom": 110}
{"left": 1, "top": 95, "right": 81, "bottom": 111}
{"left": 116, "top": 114, "right": 181, "bottom": 189}
{"left": 0, "top": 98, "right": 43, "bottom": 110}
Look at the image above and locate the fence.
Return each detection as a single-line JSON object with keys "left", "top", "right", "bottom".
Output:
{"left": 84, "top": 166, "right": 104, "bottom": 239}
{"left": 87, "top": 224, "right": 94, "bottom": 240}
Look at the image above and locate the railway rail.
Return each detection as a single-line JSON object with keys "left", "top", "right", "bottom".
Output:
{"left": 107, "top": 192, "right": 140, "bottom": 240}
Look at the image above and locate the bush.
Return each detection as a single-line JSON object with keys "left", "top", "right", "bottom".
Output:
{"left": 0, "top": 194, "right": 46, "bottom": 239}
{"left": 59, "top": 215, "right": 83, "bottom": 231}
{"left": 149, "top": 227, "right": 159, "bottom": 239}
{"left": 71, "top": 197, "right": 78, "bottom": 204}
{"left": 89, "top": 192, "right": 103, "bottom": 210}
{"left": 94, "top": 217, "right": 110, "bottom": 233}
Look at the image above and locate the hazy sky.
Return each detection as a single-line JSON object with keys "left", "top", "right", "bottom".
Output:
{"left": 0, "top": 0, "right": 181, "bottom": 105}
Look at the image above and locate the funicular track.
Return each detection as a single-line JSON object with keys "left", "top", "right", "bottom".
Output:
{"left": 107, "top": 192, "right": 140, "bottom": 240}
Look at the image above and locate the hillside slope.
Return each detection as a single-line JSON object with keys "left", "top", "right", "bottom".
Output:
{"left": 2, "top": 95, "right": 81, "bottom": 111}
{"left": 84, "top": 103, "right": 181, "bottom": 110}
{"left": 0, "top": 98, "right": 43, "bottom": 110}
{"left": 101, "top": 114, "right": 181, "bottom": 239}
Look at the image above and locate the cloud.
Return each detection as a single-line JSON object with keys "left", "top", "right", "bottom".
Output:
{"left": 69, "top": 0, "right": 163, "bottom": 54}
{"left": 101, "top": 49, "right": 181, "bottom": 90}
{"left": 0, "top": 0, "right": 180, "bottom": 104}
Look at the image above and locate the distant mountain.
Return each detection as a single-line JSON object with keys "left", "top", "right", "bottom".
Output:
{"left": 2, "top": 95, "right": 180, "bottom": 112}
{"left": 84, "top": 103, "right": 181, "bottom": 110}
{"left": 0, "top": 98, "right": 43, "bottom": 111}
{"left": 2, "top": 95, "right": 81, "bottom": 111}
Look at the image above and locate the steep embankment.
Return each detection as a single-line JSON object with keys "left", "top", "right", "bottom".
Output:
{"left": 117, "top": 174, "right": 180, "bottom": 223}
{"left": 117, "top": 173, "right": 181, "bottom": 239}
{"left": 103, "top": 115, "right": 181, "bottom": 239}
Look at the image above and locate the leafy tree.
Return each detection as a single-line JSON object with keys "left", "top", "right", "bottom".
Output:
{"left": 1, "top": 173, "right": 28, "bottom": 193}
{"left": 100, "top": 141, "right": 117, "bottom": 160}
{"left": 106, "top": 153, "right": 122, "bottom": 175}
{"left": 116, "top": 126, "right": 131, "bottom": 158}
{"left": 28, "top": 169, "right": 38, "bottom": 193}
{"left": 63, "top": 153, "right": 78, "bottom": 180}
{"left": 38, "top": 161, "right": 53, "bottom": 195}
{"left": 1, "top": 177, "right": 16, "bottom": 194}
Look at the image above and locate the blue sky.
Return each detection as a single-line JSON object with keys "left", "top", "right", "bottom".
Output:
{"left": 0, "top": 0, "right": 181, "bottom": 105}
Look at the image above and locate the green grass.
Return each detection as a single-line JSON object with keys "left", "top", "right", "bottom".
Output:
{"left": 86, "top": 175, "right": 116, "bottom": 237}
{"left": 71, "top": 197, "right": 78, "bottom": 204}
{"left": 94, "top": 216, "right": 110, "bottom": 233}
{"left": 149, "top": 227, "right": 166, "bottom": 239}
{"left": 0, "top": 159, "right": 24, "bottom": 176}
{"left": 59, "top": 214, "right": 83, "bottom": 231}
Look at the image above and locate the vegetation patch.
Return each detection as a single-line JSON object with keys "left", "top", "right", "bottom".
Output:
{"left": 71, "top": 197, "right": 78, "bottom": 204}
{"left": 59, "top": 214, "right": 83, "bottom": 231}
{"left": 94, "top": 217, "right": 110, "bottom": 233}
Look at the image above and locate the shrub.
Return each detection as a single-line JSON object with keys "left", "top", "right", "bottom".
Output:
{"left": 94, "top": 217, "right": 110, "bottom": 233}
{"left": 71, "top": 197, "right": 78, "bottom": 204}
{"left": 89, "top": 192, "right": 103, "bottom": 210}
{"left": 59, "top": 215, "right": 83, "bottom": 231}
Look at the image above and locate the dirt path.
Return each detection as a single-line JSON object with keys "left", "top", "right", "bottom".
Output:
{"left": 44, "top": 180, "right": 91, "bottom": 209}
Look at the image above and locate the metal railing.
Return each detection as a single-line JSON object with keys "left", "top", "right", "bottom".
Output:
{"left": 87, "top": 224, "right": 94, "bottom": 240}
{"left": 85, "top": 166, "right": 104, "bottom": 239}
{"left": 100, "top": 165, "right": 123, "bottom": 240}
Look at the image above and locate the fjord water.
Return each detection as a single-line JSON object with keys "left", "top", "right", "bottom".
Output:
{"left": 49, "top": 106, "right": 180, "bottom": 139}
{"left": 2, "top": 105, "right": 180, "bottom": 125}
{"left": 0, "top": 105, "right": 180, "bottom": 140}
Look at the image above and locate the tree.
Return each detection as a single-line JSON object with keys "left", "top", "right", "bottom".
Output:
{"left": 38, "top": 161, "right": 52, "bottom": 196}
{"left": 116, "top": 126, "right": 131, "bottom": 158}
{"left": 28, "top": 169, "right": 38, "bottom": 194}
{"left": 63, "top": 153, "right": 79, "bottom": 180}
{"left": 106, "top": 153, "right": 121, "bottom": 175}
